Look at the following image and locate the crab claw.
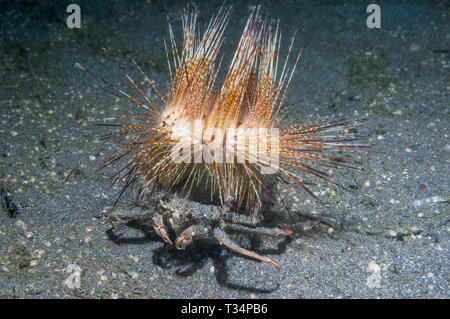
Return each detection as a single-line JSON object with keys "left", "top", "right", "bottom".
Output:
{"left": 153, "top": 215, "right": 173, "bottom": 245}
{"left": 175, "top": 226, "right": 196, "bottom": 250}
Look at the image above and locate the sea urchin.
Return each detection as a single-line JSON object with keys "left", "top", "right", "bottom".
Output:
{"left": 77, "top": 6, "right": 368, "bottom": 218}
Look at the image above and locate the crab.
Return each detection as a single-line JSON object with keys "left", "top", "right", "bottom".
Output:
{"left": 149, "top": 195, "right": 293, "bottom": 270}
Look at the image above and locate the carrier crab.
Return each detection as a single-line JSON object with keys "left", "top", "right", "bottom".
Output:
{"left": 152, "top": 195, "right": 292, "bottom": 270}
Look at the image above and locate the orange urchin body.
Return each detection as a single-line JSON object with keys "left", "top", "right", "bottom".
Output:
{"left": 77, "top": 6, "right": 367, "bottom": 215}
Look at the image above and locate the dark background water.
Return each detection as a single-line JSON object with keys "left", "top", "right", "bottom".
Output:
{"left": 0, "top": 0, "right": 448, "bottom": 298}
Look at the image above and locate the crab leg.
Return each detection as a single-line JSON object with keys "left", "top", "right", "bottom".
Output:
{"left": 153, "top": 214, "right": 173, "bottom": 245}
{"left": 214, "top": 229, "right": 281, "bottom": 271}
{"left": 225, "top": 224, "right": 293, "bottom": 238}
